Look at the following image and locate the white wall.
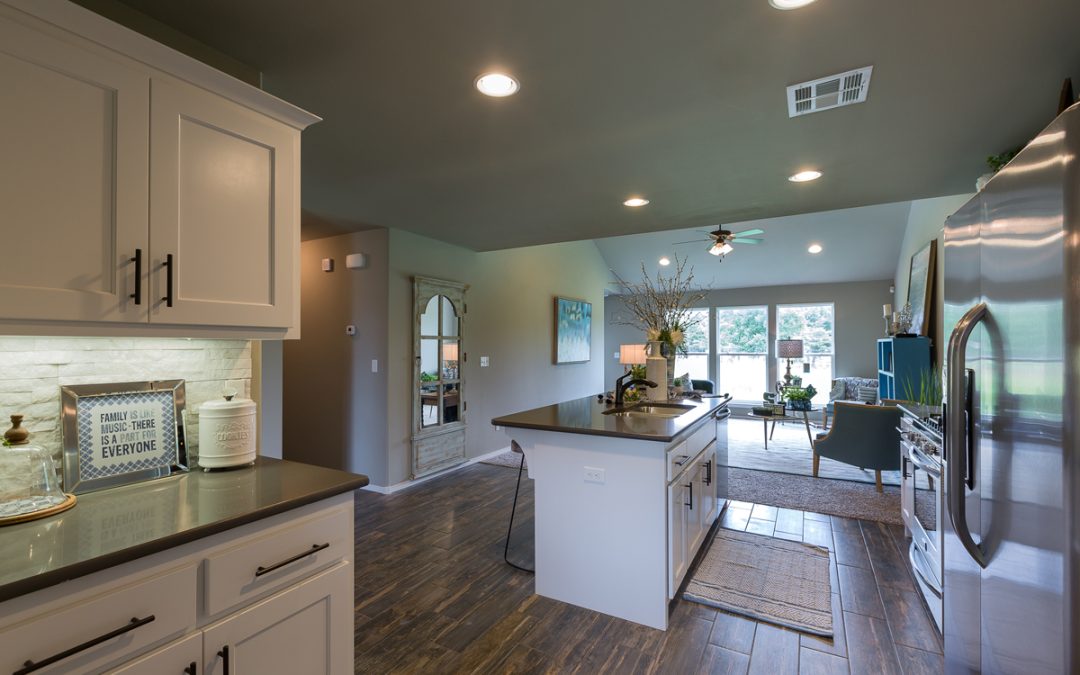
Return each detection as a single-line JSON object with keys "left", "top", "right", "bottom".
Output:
{"left": 386, "top": 229, "right": 610, "bottom": 486}
{"left": 0, "top": 337, "right": 251, "bottom": 479}
{"left": 893, "top": 194, "right": 973, "bottom": 364}
{"left": 605, "top": 279, "right": 892, "bottom": 387}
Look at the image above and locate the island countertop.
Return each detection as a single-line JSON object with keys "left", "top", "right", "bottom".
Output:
{"left": 0, "top": 457, "right": 368, "bottom": 603}
{"left": 492, "top": 395, "right": 728, "bottom": 443}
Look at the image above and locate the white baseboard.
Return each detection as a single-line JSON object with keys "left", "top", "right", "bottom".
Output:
{"left": 362, "top": 446, "right": 511, "bottom": 495}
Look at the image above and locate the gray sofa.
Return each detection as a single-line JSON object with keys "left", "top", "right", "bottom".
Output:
{"left": 823, "top": 376, "right": 878, "bottom": 427}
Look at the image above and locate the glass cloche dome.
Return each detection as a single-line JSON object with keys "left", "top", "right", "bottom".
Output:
{"left": 0, "top": 415, "right": 72, "bottom": 521}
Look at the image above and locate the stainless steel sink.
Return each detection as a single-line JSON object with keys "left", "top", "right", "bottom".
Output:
{"left": 602, "top": 402, "right": 696, "bottom": 418}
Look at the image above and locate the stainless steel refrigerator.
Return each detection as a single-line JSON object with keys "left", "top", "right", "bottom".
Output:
{"left": 942, "top": 102, "right": 1078, "bottom": 673}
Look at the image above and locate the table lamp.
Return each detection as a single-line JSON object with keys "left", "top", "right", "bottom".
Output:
{"left": 619, "top": 344, "right": 647, "bottom": 368}
{"left": 777, "top": 339, "right": 804, "bottom": 385}
{"left": 442, "top": 342, "right": 459, "bottom": 379}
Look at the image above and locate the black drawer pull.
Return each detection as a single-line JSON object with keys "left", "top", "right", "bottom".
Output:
{"left": 14, "top": 615, "right": 155, "bottom": 675}
{"left": 673, "top": 455, "right": 690, "bottom": 467}
{"left": 130, "top": 248, "right": 142, "bottom": 305}
{"left": 218, "top": 646, "right": 229, "bottom": 675}
{"left": 255, "top": 543, "right": 330, "bottom": 577}
{"left": 162, "top": 253, "right": 174, "bottom": 307}
{"left": 184, "top": 661, "right": 197, "bottom": 675}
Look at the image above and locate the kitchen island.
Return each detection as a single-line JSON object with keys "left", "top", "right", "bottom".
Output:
{"left": 0, "top": 458, "right": 367, "bottom": 674}
{"left": 493, "top": 395, "right": 729, "bottom": 630}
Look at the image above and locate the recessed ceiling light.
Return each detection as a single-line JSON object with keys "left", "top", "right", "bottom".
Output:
{"left": 475, "top": 72, "right": 519, "bottom": 97}
{"left": 808, "top": 243, "right": 823, "bottom": 254}
{"left": 769, "top": 0, "right": 817, "bottom": 9}
{"left": 788, "top": 170, "right": 823, "bottom": 182}
{"left": 623, "top": 197, "right": 650, "bottom": 207}
{"left": 659, "top": 256, "right": 671, "bottom": 266}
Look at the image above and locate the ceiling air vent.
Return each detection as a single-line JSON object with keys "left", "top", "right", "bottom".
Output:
{"left": 786, "top": 66, "right": 873, "bottom": 117}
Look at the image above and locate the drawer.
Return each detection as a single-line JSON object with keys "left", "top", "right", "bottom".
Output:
{"left": 204, "top": 505, "right": 350, "bottom": 617}
{"left": 685, "top": 419, "right": 716, "bottom": 459}
{"left": 0, "top": 564, "right": 196, "bottom": 675}
{"left": 667, "top": 441, "right": 692, "bottom": 482}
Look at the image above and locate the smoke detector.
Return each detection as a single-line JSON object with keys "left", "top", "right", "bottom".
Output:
{"left": 787, "top": 66, "right": 873, "bottom": 117}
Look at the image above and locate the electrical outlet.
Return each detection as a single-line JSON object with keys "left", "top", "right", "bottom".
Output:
{"left": 613, "top": 352, "right": 620, "bottom": 359}
{"left": 584, "top": 466, "right": 605, "bottom": 484}
{"left": 495, "top": 425, "right": 502, "bottom": 431}
{"left": 480, "top": 356, "right": 490, "bottom": 367}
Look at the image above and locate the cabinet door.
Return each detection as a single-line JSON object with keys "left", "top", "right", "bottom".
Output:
{"left": 668, "top": 481, "right": 689, "bottom": 598}
{"left": 107, "top": 632, "right": 201, "bottom": 675}
{"left": 202, "top": 563, "right": 351, "bottom": 675}
{"left": 150, "top": 75, "right": 297, "bottom": 328}
{"left": 0, "top": 11, "right": 149, "bottom": 323}
{"left": 700, "top": 446, "right": 718, "bottom": 528}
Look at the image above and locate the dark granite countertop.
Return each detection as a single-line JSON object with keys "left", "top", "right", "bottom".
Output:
{"left": 0, "top": 457, "right": 368, "bottom": 603}
{"left": 491, "top": 395, "right": 728, "bottom": 443}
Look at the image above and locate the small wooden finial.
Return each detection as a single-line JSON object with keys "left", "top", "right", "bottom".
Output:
{"left": 4, "top": 414, "right": 30, "bottom": 445}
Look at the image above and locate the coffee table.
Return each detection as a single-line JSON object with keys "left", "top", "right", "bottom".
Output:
{"left": 748, "top": 407, "right": 818, "bottom": 449}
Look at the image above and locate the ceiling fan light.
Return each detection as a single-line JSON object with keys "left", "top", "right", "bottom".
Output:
{"left": 708, "top": 242, "right": 724, "bottom": 256}
{"left": 719, "top": 242, "right": 734, "bottom": 255}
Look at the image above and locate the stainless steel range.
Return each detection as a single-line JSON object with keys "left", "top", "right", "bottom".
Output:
{"left": 899, "top": 404, "right": 943, "bottom": 630}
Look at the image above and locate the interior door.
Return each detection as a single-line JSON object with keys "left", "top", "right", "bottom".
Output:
{"left": 411, "top": 276, "right": 468, "bottom": 478}
{"left": 0, "top": 11, "right": 148, "bottom": 324}
{"left": 150, "top": 74, "right": 296, "bottom": 328}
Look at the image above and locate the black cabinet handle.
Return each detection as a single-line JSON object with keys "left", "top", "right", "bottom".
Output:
{"left": 184, "top": 661, "right": 197, "bottom": 675}
{"left": 129, "top": 249, "right": 142, "bottom": 305}
{"left": 162, "top": 253, "right": 174, "bottom": 307}
{"left": 14, "top": 615, "right": 155, "bottom": 675}
{"left": 685, "top": 482, "right": 693, "bottom": 509}
{"left": 255, "top": 542, "right": 330, "bottom": 577}
{"left": 703, "top": 459, "right": 712, "bottom": 486}
{"left": 673, "top": 455, "right": 690, "bottom": 467}
{"left": 217, "top": 646, "right": 229, "bottom": 675}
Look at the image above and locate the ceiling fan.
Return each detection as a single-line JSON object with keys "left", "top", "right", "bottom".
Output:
{"left": 673, "top": 227, "right": 765, "bottom": 259}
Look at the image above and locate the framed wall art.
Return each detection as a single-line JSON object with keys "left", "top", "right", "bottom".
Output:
{"left": 554, "top": 296, "right": 592, "bottom": 364}
{"left": 907, "top": 239, "right": 937, "bottom": 337}
{"left": 61, "top": 380, "right": 188, "bottom": 494}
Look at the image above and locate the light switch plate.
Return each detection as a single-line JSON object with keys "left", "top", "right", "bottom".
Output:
{"left": 371, "top": 359, "right": 378, "bottom": 373}
{"left": 584, "top": 467, "right": 605, "bottom": 484}
{"left": 480, "top": 356, "right": 490, "bottom": 367}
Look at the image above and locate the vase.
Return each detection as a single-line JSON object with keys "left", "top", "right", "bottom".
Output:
{"left": 645, "top": 341, "right": 669, "bottom": 401}
{"left": 660, "top": 342, "right": 677, "bottom": 392}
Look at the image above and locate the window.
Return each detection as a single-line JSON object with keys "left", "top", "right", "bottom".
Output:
{"left": 776, "top": 303, "right": 834, "bottom": 403}
{"left": 674, "top": 309, "right": 709, "bottom": 384}
{"left": 715, "top": 306, "right": 768, "bottom": 402}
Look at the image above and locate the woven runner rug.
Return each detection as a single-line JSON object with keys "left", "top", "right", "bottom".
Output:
{"left": 683, "top": 529, "right": 833, "bottom": 636}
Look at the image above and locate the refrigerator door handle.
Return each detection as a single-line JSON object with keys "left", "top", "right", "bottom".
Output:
{"left": 946, "top": 301, "right": 988, "bottom": 568}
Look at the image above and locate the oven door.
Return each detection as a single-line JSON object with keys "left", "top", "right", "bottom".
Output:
{"left": 908, "top": 446, "right": 943, "bottom": 588}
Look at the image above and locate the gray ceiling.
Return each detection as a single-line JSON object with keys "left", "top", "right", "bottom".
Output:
{"left": 595, "top": 200, "right": 913, "bottom": 291}
{"left": 116, "top": 0, "right": 1080, "bottom": 251}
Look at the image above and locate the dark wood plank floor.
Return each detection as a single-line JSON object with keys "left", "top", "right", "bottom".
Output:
{"left": 353, "top": 463, "right": 942, "bottom": 674}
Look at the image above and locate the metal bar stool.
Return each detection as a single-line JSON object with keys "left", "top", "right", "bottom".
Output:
{"left": 503, "top": 440, "right": 534, "bottom": 573}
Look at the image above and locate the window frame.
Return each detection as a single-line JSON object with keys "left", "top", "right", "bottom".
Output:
{"left": 714, "top": 304, "right": 770, "bottom": 403}
{"left": 774, "top": 302, "right": 836, "bottom": 398}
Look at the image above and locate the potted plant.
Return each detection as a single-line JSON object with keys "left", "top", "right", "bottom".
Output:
{"left": 785, "top": 387, "right": 813, "bottom": 411}
{"left": 902, "top": 369, "right": 943, "bottom": 421}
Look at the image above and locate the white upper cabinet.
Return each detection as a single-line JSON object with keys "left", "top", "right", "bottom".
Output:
{"left": 0, "top": 2, "right": 318, "bottom": 336}
{"left": 150, "top": 76, "right": 297, "bottom": 328}
{"left": 0, "top": 12, "right": 149, "bottom": 323}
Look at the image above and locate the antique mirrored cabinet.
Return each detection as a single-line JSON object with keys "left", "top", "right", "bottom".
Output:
{"left": 412, "top": 277, "right": 468, "bottom": 477}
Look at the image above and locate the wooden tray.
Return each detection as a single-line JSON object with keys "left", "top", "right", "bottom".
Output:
{"left": 0, "top": 493, "right": 77, "bottom": 526}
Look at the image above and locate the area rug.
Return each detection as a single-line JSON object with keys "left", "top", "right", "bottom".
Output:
{"left": 728, "top": 466, "right": 907, "bottom": 525}
{"left": 480, "top": 450, "right": 526, "bottom": 470}
{"left": 683, "top": 529, "right": 833, "bottom": 636}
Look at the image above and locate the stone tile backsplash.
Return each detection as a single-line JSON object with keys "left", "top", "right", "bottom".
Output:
{"left": 0, "top": 337, "right": 251, "bottom": 479}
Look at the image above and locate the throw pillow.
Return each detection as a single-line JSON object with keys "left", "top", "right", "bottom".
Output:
{"left": 829, "top": 379, "right": 846, "bottom": 401}
{"left": 856, "top": 385, "right": 878, "bottom": 403}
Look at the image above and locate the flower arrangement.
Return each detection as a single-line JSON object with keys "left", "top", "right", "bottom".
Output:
{"left": 612, "top": 255, "right": 706, "bottom": 352}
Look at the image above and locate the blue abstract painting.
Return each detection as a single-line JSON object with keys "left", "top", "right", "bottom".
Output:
{"left": 555, "top": 297, "right": 592, "bottom": 364}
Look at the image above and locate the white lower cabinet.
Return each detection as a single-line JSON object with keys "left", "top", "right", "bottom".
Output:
{"left": 0, "top": 494, "right": 353, "bottom": 675}
{"left": 202, "top": 564, "right": 351, "bottom": 675}
{"left": 667, "top": 437, "right": 718, "bottom": 599}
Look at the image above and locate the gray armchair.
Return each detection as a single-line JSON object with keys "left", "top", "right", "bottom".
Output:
{"left": 812, "top": 401, "right": 901, "bottom": 492}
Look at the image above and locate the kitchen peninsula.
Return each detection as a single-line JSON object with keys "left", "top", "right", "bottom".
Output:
{"left": 493, "top": 395, "right": 729, "bottom": 630}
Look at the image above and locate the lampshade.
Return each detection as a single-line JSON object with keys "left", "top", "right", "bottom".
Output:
{"left": 619, "top": 344, "right": 647, "bottom": 365}
{"left": 777, "top": 339, "right": 804, "bottom": 359}
{"left": 442, "top": 343, "right": 459, "bottom": 361}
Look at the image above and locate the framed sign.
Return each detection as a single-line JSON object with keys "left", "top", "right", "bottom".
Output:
{"left": 61, "top": 380, "right": 188, "bottom": 494}
{"left": 554, "top": 296, "right": 592, "bottom": 364}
